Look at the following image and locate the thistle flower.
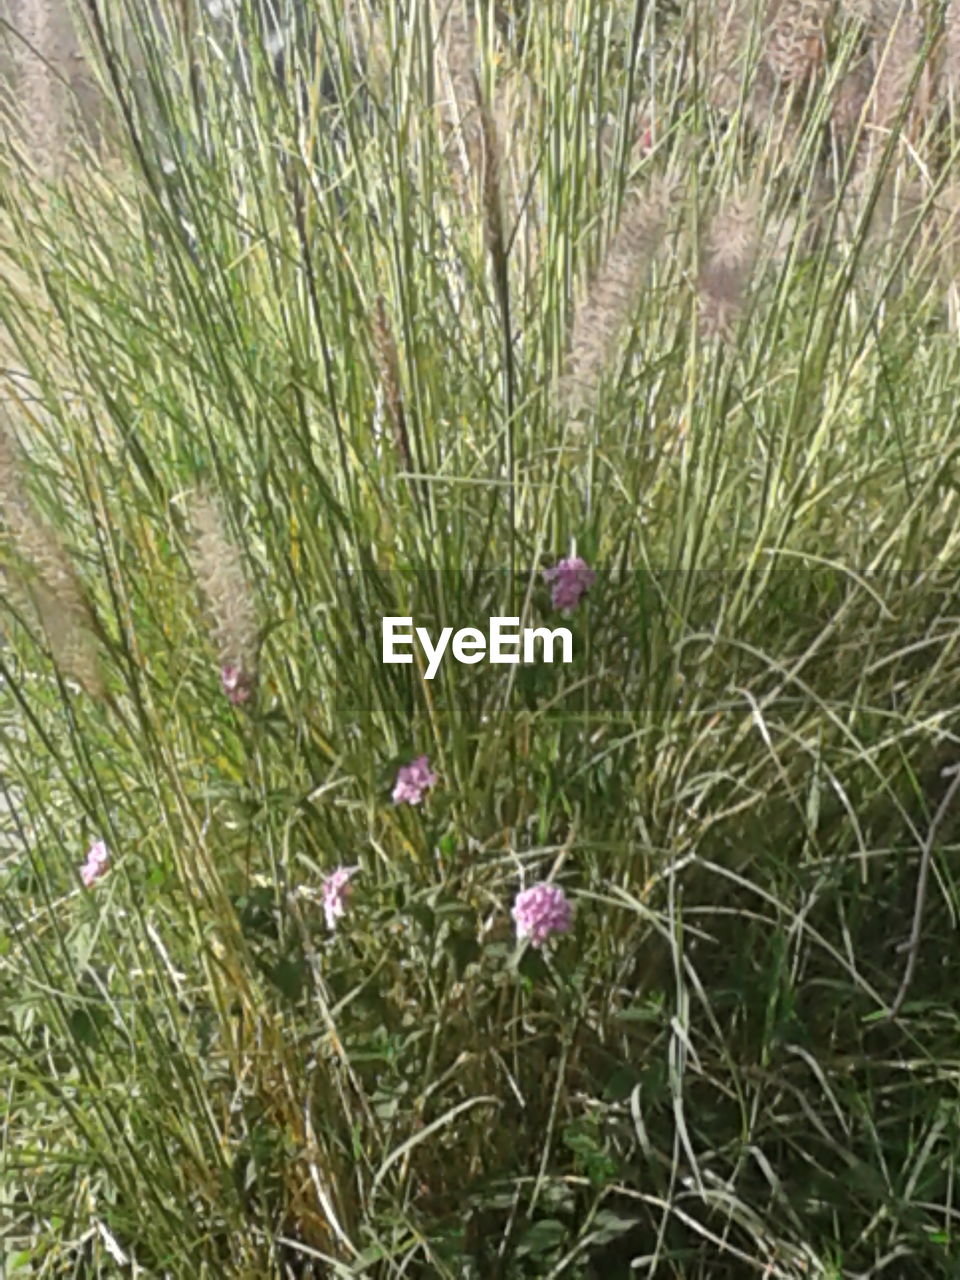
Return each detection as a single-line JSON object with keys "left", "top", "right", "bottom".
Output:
{"left": 322, "top": 865, "right": 358, "bottom": 931}
{"left": 392, "top": 755, "right": 437, "bottom": 806}
{"left": 512, "top": 882, "right": 573, "bottom": 948}
{"left": 80, "top": 839, "right": 109, "bottom": 888}
{"left": 188, "top": 491, "right": 258, "bottom": 706}
{"left": 543, "top": 556, "right": 595, "bottom": 614}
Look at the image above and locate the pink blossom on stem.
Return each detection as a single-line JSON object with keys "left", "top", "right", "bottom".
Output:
{"left": 322, "top": 865, "right": 359, "bottom": 931}
{"left": 543, "top": 556, "right": 596, "bottom": 614}
{"left": 81, "top": 839, "right": 109, "bottom": 888}
{"left": 221, "top": 663, "right": 254, "bottom": 705}
{"left": 392, "top": 755, "right": 437, "bottom": 805}
{"left": 512, "top": 882, "right": 573, "bottom": 948}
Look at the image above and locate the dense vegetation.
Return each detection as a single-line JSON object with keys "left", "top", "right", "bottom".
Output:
{"left": 3, "top": 1, "right": 960, "bottom": 1275}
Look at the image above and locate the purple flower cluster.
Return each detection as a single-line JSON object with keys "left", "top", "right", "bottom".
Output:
{"left": 319, "top": 859, "right": 573, "bottom": 949}
{"left": 318, "top": 752, "right": 576, "bottom": 950}
{"left": 87, "top": 543, "right": 596, "bottom": 965}
{"left": 543, "top": 556, "right": 595, "bottom": 614}
{"left": 80, "top": 840, "right": 109, "bottom": 888}
{"left": 512, "top": 882, "right": 573, "bottom": 947}
{"left": 392, "top": 754, "right": 437, "bottom": 805}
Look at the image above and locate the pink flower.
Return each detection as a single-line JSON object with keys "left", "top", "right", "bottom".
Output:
{"left": 392, "top": 755, "right": 437, "bottom": 806}
{"left": 322, "top": 865, "right": 358, "bottom": 931}
{"left": 81, "top": 839, "right": 109, "bottom": 888}
{"left": 221, "top": 663, "right": 253, "bottom": 705}
{"left": 543, "top": 556, "right": 595, "bottom": 614}
{"left": 512, "top": 882, "right": 573, "bottom": 948}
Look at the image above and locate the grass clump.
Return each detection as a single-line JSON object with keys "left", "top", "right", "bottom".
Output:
{"left": 3, "top": 0, "right": 960, "bottom": 1276}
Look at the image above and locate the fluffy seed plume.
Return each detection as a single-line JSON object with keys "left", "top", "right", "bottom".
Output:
{"left": 372, "top": 294, "right": 411, "bottom": 471}
{"left": 438, "top": 4, "right": 483, "bottom": 188}
{"left": 437, "top": 3, "right": 507, "bottom": 303}
{"left": 945, "top": 0, "right": 960, "bottom": 100}
{"left": 707, "top": 1, "right": 756, "bottom": 116}
{"left": 188, "top": 490, "right": 258, "bottom": 705}
{"left": 0, "top": 418, "right": 104, "bottom": 696}
{"left": 765, "top": 0, "right": 827, "bottom": 87}
{"left": 869, "top": 2, "right": 927, "bottom": 149}
{"left": 831, "top": 54, "right": 873, "bottom": 153}
{"left": 698, "top": 192, "right": 761, "bottom": 344}
{"left": 562, "top": 183, "right": 669, "bottom": 414}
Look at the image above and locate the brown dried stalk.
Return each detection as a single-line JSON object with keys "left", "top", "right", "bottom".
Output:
{"left": 372, "top": 294, "right": 411, "bottom": 471}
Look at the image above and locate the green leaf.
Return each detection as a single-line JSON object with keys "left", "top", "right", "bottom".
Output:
{"left": 268, "top": 956, "right": 306, "bottom": 1003}
{"left": 589, "top": 1208, "right": 641, "bottom": 1246}
{"left": 602, "top": 1063, "right": 643, "bottom": 1101}
{"left": 68, "top": 1006, "right": 109, "bottom": 1049}
{"left": 516, "top": 1217, "right": 569, "bottom": 1258}
{"left": 445, "top": 932, "right": 481, "bottom": 978}
{"left": 517, "top": 947, "right": 551, "bottom": 984}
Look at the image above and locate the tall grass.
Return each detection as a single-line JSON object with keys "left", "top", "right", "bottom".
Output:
{"left": 3, "top": 0, "right": 960, "bottom": 1275}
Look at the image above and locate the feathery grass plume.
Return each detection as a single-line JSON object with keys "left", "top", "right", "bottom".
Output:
{"left": 561, "top": 182, "right": 670, "bottom": 416}
{"left": 372, "top": 294, "right": 411, "bottom": 471}
{"left": 188, "top": 490, "right": 258, "bottom": 706}
{"left": 847, "top": 3, "right": 931, "bottom": 252}
{"left": 765, "top": 0, "right": 828, "bottom": 88}
{"left": 0, "top": 417, "right": 104, "bottom": 696}
{"left": 868, "top": 0, "right": 927, "bottom": 151}
{"left": 438, "top": 2, "right": 482, "bottom": 187}
{"left": 706, "top": 1, "right": 829, "bottom": 144}
{"left": 945, "top": 0, "right": 960, "bottom": 101}
{"left": 839, "top": 0, "right": 873, "bottom": 18}
{"left": 474, "top": 68, "right": 506, "bottom": 280}
{"left": 437, "top": 1, "right": 507, "bottom": 302}
{"left": 831, "top": 52, "right": 874, "bottom": 152}
{"left": 706, "top": 1, "right": 749, "bottom": 113}
{"left": 705, "top": 0, "right": 776, "bottom": 130}
{"left": 698, "top": 191, "right": 760, "bottom": 344}
{"left": 937, "top": 180, "right": 960, "bottom": 332}
{"left": 14, "top": 0, "right": 65, "bottom": 175}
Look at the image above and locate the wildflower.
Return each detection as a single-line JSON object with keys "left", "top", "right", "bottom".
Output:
{"left": 322, "top": 865, "right": 358, "bottom": 931}
{"left": 220, "top": 662, "right": 253, "bottom": 706}
{"left": 392, "top": 755, "right": 437, "bottom": 806}
{"left": 543, "top": 556, "right": 596, "bottom": 613}
{"left": 80, "top": 839, "right": 109, "bottom": 888}
{"left": 512, "top": 882, "right": 573, "bottom": 948}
